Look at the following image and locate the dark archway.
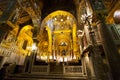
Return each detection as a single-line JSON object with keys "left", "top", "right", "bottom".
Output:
{"left": 41, "top": 0, "right": 76, "bottom": 20}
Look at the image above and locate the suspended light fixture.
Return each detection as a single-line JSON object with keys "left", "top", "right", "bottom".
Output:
{"left": 32, "top": 43, "right": 37, "bottom": 51}
{"left": 114, "top": 9, "right": 120, "bottom": 24}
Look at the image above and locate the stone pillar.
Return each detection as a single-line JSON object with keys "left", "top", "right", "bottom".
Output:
{"left": 28, "top": 50, "right": 36, "bottom": 73}
{"left": 84, "top": 16, "right": 110, "bottom": 80}
{"left": 23, "top": 56, "right": 30, "bottom": 72}
{"left": 90, "top": 45, "right": 110, "bottom": 80}
{"left": 83, "top": 53, "right": 95, "bottom": 80}
{"left": 97, "top": 15, "right": 120, "bottom": 80}
{"left": 83, "top": 16, "right": 109, "bottom": 80}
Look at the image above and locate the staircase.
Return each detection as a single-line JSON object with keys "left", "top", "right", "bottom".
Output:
{"left": 50, "top": 62, "right": 63, "bottom": 74}
{"left": 5, "top": 73, "right": 87, "bottom": 80}
{"left": 5, "top": 62, "right": 87, "bottom": 80}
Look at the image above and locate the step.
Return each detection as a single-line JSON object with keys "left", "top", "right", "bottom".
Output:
{"left": 5, "top": 73, "right": 87, "bottom": 80}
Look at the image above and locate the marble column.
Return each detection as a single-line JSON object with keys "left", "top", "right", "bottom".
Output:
{"left": 97, "top": 14, "right": 120, "bottom": 80}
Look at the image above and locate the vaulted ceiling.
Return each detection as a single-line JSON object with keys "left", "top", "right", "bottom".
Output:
{"left": 41, "top": 0, "right": 76, "bottom": 19}
{"left": 0, "top": 0, "right": 119, "bottom": 27}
